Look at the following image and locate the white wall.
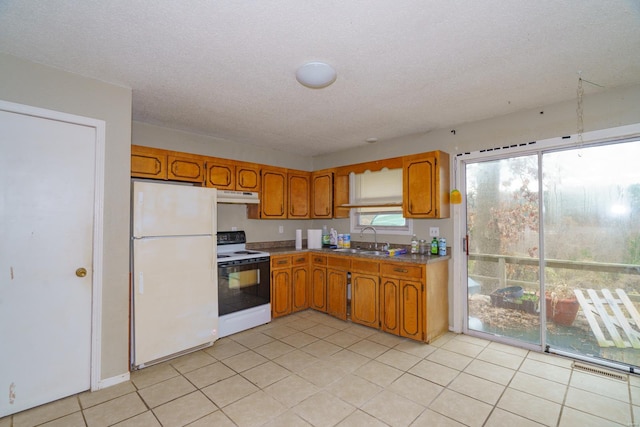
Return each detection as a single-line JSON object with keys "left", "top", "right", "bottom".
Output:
{"left": 0, "top": 53, "right": 132, "bottom": 380}
{"left": 133, "top": 121, "right": 313, "bottom": 171}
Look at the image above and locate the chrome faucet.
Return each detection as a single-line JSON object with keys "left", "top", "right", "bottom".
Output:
{"left": 360, "top": 226, "right": 378, "bottom": 249}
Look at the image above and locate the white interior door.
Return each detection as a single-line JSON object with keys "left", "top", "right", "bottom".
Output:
{"left": 0, "top": 108, "right": 96, "bottom": 416}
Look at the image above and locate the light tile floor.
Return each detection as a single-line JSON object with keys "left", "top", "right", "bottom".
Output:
{"left": 3, "top": 310, "right": 639, "bottom": 427}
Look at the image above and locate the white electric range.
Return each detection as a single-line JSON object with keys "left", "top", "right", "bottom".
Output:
{"left": 216, "top": 231, "right": 271, "bottom": 337}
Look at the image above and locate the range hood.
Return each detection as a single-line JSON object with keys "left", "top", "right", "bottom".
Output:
{"left": 217, "top": 190, "right": 260, "bottom": 204}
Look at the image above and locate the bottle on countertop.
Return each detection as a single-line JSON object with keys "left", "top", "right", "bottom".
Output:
{"left": 322, "top": 225, "right": 330, "bottom": 247}
{"left": 410, "top": 234, "right": 419, "bottom": 254}
{"left": 431, "top": 237, "right": 439, "bottom": 255}
{"left": 329, "top": 228, "right": 338, "bottom": 248}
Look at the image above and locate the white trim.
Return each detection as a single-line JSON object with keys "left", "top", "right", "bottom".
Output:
{"left": 453, "top": 122, "right": 640, "bottom": 337}
{"left": 0, "top": 100, "right": 106, "bottom": 393}
{"left": 456, "top": 123, "right": 640, "bottom": 161}
{"left": 96, "top": 372, "right": 130, "bottom": 390}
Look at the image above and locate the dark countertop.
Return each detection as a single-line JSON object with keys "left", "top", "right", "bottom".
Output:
{"left": 263, "top": 246, "right": 450, "bottom": 265}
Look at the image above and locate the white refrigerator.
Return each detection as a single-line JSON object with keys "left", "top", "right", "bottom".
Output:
{"left": 131, "top": 181, "right": 218, "bottom": 369}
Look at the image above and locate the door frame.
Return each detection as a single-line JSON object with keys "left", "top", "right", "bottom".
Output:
{"left": 452, "top": 123, "right": 640, "bottom": 339}
{"left": 0, "top": 99, "right": 105, "bottom": 392}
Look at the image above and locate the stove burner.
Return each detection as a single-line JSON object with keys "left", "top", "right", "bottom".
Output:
{"left": 217, "top": 254, "right": 231, "bottom": 258}
{"left": 234, "top": 250, "right": 260, "bottom": 255}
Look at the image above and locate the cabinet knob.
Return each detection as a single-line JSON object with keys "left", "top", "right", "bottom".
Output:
{"left": 76, "top": 267, "right": 87, "bottom": 277}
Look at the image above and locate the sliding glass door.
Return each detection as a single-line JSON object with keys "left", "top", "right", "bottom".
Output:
{"left": 542, "top": 143, "right": 640, "bottom": 367}
{"left": 464, "top": 138, "right": 640, "bottom": 369}
{"left": 465, "top": 155, "right": 542, "bottom": 347}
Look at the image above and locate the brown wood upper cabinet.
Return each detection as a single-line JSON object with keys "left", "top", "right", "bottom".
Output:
{"left": 248, "top": 165, "right": 287, "bottom": 219}
{"left": 131, "top": 145, "right": 167, "bottom": 179}
{"left": 288, "top": 170, "right": 311, "bottom": 219}
{"left": 167, "top": 153, "right": 205, "bottom": 183}
{"left": 205, "top": 157, "right": 235, "bottom": 190}
{"left": 311, "top": 170, "right": 333, "bottom": 218}
{"left": 403, "top": 150, "right": 450, "bottom": 219}
{"left": 236, "top": 162, "right": 261, "bottom": 192}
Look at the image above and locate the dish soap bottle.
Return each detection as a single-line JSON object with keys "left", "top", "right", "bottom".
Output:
{"left": 410, "top": 234, "right": 419, "bottom": 254}
{"left": 431, "top": 237, "right": 439, "bottom": 255}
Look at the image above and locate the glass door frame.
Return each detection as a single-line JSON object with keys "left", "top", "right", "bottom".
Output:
{"left": 452, "top": 123, "right": 640, "bottom": 355}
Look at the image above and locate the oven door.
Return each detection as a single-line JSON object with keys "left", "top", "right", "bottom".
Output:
{"left": 218, "top": 257, "right": 270, "bottom": 316}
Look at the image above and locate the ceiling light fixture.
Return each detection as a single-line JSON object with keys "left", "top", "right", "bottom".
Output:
{"left": 296, "top": 62, "right": 337, "bottom": 89}
{"left": 365, "top": 137, "right": 378, "bottom": 143}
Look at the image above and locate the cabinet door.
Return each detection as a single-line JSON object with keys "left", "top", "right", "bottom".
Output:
{"left": 260, "top": 166, "right": 287, "bottom": 219}
{"left": 236, "top": 163, "right": 261, "bottom": 192}
{"left": 131, "top": 145, "right": 167, "bottom": 179}
{"left": 399, "top": 280, "right": 423, "bottom": 341}
{"left": 311, "top": 266, "right": 327, "bottom": 312}
{"left": 205, "top": 158, "right": 235, "bottom": 190}
{"left": 292, "top": 264, "right": 309, "bottom": 312}
{"left": 380, "top": 277, "right": 399, "bottom": 334}
{"left": 403, "top": 151, "right": 450, "bottom": 219}
{"left": 271, "top": 267, "right": 292, "bottom": 319}
{"left": 327, "top": 268, "right": 347, "bottom": 320}
{"left": 351, "top": 272, "right": 379, "bottom": 328}
{"left": 167, "top": 154, "right": 205, "bottom": 183}
{"left": 288, "top": 170, "right": 311, "bottom": 219}
{"left": 311, "top": 171, "right": 333, "bottom": 218}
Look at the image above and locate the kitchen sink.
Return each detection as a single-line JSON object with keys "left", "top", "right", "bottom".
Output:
{"left": 332, "top": 248, "right": 387, "bottom": 256}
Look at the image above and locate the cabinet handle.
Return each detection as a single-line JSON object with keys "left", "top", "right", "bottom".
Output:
{"left": 295, "top": 257, "right": 305, "bottom": 262}
{"left": 277, "top": 260, "right": 287, "bottom": 265}
{"left": 314, "top": 257, "right": 323, "bottom": 262}
{"left": 394, "top": 268, "right": 408, "bottom": 273}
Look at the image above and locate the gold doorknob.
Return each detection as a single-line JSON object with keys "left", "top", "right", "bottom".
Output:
{"left": 76, "top": 268, "right": 87, "bottom": 277}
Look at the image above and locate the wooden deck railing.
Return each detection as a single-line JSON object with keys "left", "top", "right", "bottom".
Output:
{"left": 469, "top": 253, "right": 640, "bottom": 290}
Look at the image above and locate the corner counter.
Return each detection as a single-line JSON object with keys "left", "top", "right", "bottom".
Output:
{"left": 262, "top": 245, "right": 449, "bottom": 343}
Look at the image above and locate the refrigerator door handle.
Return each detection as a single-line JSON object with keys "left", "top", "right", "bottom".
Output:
{"left": 138, "top": 272, "right": 144, "bottom": 294}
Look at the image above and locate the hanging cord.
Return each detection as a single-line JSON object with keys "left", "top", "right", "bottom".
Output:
{"left": 576, "top": 75, "right": 584, "bottom": 154}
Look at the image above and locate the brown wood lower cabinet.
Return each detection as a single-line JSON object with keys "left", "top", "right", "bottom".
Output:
{"left": 291, "top": 254, "right": 309, "bottom": 312}
{"left": 327, "top": 268, "right": 348, "bottom": 320}
{"left": 379, "top": 260, "right": 449, "bottom": 342}
{"left": 326, "top": 256, "right": 351, "bottom": 321}
{"left": 271, "top": 255, "right": 292, "bottom": 319}
{"left": 380, "top": 277, "right": 399, "bottom": 334}
{"left": 350, "top": 258, "right": 380, "bottom": 328}
{"left": 310, "top": 254, "right": 327, "bottom": 312}
{"left": 270, "top": 251, "right": 448, "bottom": 343}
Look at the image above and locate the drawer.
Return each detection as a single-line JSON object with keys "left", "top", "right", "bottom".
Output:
{"left": 351, "top": 258, "right": 379, "bottom": 273}
{"left": 292, "top": 253, "right": 309, "bottom": 266}
{"left": 380, "top": 262, "right": 423, "bottom": 279}
{"left": 271, "top": 256, "right": 291, "bottom": 269}
{"left": 328, "top": 256, "right": 351, "bottom": 270}
{"left": 311, "top": 254, "right": 327, "bottom": 266}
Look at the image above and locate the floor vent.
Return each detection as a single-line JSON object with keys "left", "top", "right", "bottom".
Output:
{"left": 572, "top": 362, "right": 628, "bottom": 382}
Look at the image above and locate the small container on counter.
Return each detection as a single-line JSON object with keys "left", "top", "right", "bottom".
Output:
{"left": 343, "top": 233, "right": 351, "bottom": 248}
{"left": 419, "top": 239, "right": 428, "bottom": 254}
{"left": 439, "top": 238, "right": 447, "bottom": 256}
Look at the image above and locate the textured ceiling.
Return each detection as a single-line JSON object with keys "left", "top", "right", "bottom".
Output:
{"left": 1, "top": 1, "right": 639, "bottom": 156}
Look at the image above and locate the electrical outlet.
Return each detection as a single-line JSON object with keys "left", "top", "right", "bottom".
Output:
{"left": 278, "top": 225, "right": 284, "bottom": 234}
{"left": 429, "top": 227, "right": 440, "bottom": 237}
{"left": 231, "top": 226, "right": 237, "bottom": 231}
